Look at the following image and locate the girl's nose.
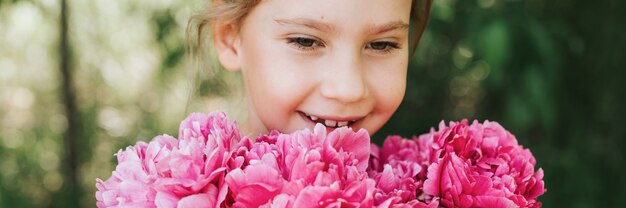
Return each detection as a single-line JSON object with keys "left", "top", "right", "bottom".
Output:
{"left": 320, "top": 51, "right": 368, "bottom": 103}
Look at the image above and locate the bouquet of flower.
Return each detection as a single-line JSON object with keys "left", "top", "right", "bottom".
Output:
{"left": 96, "top": 112, "right": 545, "bottom": 208}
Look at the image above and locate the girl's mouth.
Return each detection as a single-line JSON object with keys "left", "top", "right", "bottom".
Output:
{"left": 298, "top": 111, "right": 359, "bottom": 128}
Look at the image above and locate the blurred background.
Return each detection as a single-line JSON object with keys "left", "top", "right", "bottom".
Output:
{"left": 0, "top": 0, "right": 624, "bottom": 207}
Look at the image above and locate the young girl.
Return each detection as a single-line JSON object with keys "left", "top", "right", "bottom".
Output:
{"left": 193, "top": 0, "right": 432, "bottom": 136}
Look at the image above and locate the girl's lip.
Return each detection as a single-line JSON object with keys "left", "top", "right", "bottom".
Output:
{"left": 297, "top": 111, "right": 364, "bottom": 121}
{"left": 297, "top": 111, "right": 364, "bottom": 129}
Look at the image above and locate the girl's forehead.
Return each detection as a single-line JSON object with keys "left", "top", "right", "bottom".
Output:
{"left": 248, "top": 0, "right": 412, "bottom": 27}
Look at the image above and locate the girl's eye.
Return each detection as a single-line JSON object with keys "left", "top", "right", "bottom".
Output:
{"left": 366, "top": 41, "right": 401, "bottom": 53}
{"left": 287, "top": 37, "right": 324, "bottom": 51}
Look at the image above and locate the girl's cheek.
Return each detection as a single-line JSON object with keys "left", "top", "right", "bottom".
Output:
{"left": 373, "top": 65, "right": 407, "bottom": 110}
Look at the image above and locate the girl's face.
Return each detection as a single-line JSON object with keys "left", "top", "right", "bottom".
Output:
{"left": 215, "top": 0, "right": 412, "bottom": 136}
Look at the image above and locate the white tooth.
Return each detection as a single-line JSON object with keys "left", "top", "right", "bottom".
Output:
{"left": 325, "top": 120, "right": 337, "bottom": 127}
{"left": 310, "top": 115, "right": 318, "bottom": 121}
{"left": 338, "top": 121, "right": 348, "bottom": 127}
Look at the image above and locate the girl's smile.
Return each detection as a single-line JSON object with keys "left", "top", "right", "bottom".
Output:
{"left": 298, "top": 110, "right": 363, "bottom": 128}
{"left": 213, "top": 0, "right": 413, "bottom": 136}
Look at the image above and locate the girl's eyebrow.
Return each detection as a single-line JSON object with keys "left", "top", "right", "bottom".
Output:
{"left": 273, "top": 18, "right": 409, "bottom": 35}
{"left": 368, "top": 21, "right": 410, "bottom": 35}
{"left": 274, "top": 18, "right": 337, "bottom": 33}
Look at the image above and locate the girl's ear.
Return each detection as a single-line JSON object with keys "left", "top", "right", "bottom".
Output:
{"left": 212, "top": 22, "right": 241, "bottom": 71}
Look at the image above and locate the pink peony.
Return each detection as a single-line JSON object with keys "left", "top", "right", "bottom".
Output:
{"left": 95, "top": 135, "right": 177, "bottom": 207}
{"left": 367, "top": 136, "right": 424, "bottom": 205}
{"left": 418, "top": 120, "right": 546, "bottom": 208}
{"left": 225, "top": 124, "right": 376, "bottom": 208}
{"left": 226, "top": 142, "right": 285, "bottom": 207}
{"left": 96, "top": 112, "right": 243, "bottom": 208}
{"left": 153, "top": 112, "right": 242, "bottom": 208}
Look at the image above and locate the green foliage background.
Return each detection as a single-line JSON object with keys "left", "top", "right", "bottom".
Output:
{"left": 0, "top": 0, "right": 624, "bottom": 207}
